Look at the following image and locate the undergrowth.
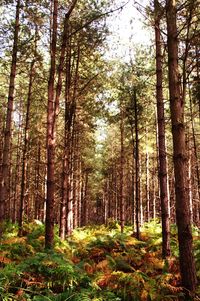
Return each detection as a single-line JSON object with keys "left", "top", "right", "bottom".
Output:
{"left": 0, "top": 219, "right": 199, "bottom": 300}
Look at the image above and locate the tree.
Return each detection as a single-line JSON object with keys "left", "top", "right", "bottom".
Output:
{"left": 133, "top": 89, "right": 140, "bottom": 240}
{"left": 45, "top": 0, "right": 58, "bottom": 249}
{"left": 166, "top": 0, "right": 197, "bottom": 295}
{"left": 154, "top": 0, "right": 170, "bottom": 258}
{"left": 0, "top": 0, "right": 20, "bottom": 221}
{"left": 119, "top": 99, "right": 125, "bottom": 233}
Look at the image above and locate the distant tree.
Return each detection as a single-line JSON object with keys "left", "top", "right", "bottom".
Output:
{"left": 133, "top": 89, "right": 140, "bottom": 240}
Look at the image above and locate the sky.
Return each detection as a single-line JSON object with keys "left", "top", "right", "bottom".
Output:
{"left": 106, "top": 0, "right": 153, "bottom": 61}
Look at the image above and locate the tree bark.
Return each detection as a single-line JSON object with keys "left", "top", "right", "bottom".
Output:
{"left": 0, "top": 0, "right": 20, "bottom": 221}
{"left": 189, "top": 89, "right": 200, "bottom": 217}
{"left": 120, "top": 102, "right": 125, "bottom": 233}
{"left": 145, "top": 127, "right": 150, "bottom": 222}
{"left": 154, "top": 0, "right": 170, "bottom": 258}
{"left": 134, "top": 89, "right": 140, "bottom": 240}
{"left": 45, "top": 0, "right": 58, "bottom": 249}
{"left": 166, "top": 0, "right": 197, "bottom": 294}
{"left": 19, "top": 60, "right": 35, "bottom": 235}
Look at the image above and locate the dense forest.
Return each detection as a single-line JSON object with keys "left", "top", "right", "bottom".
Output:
{"left": 0, "top": 0, "right": 200, "bottom": 300}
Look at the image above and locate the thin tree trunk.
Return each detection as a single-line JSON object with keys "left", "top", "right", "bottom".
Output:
{"left": 0, "top": 0, "right": 20, "bottom": 221}
{"left": 77, "top": 156, "right": 81, "bottom": 227}
{"left": 53, "top": 0, "right": 77, "bottom": 129}
{"left": 73, "top": 130, "right": 78, "bottom": 229}
{"left": 145, "top": 127, "right": 150, "bottom": 222}
{"left": 45, "top": 0, "right": 58, "bottom": 249}
{"left": 189, "top": 90, "right": 200, "bottom": 207}
{"left": 81, "top": 171, "right": 88, "bottom": 226}
{"left": 154, "top": 0, "right": 170, "bottom": 258}
{"left": 134, "top": 89, "right": 140, "bottom": 240}
{"left": 188, "top": 132, "right": 193, "bottom": 224}
{"left": 120, "top": 102, "right": 125, "bottom": 233}
{"left": 166, "top": 0, "right": 197, "bottom": 294}
{"left": 19, "top": 61, "right": 35, "bottom": 235}
{"left": 129, "top": 125, "right": 135, "bottom": 228}
{"left": 0, "top": 110, "right": 4, "bottom": 220}
{"left": 34, "top": 143, "right": 41, "bottom": 220}
{"left": 12, "top": 112, "right": 22, "bottom": 223}
{"left": 84, "top": 171, "right": 89, "bottom": 225}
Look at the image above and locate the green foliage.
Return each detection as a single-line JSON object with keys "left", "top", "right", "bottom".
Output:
{"left": 0, "top": 222, "right": 199, "bottom": 300}
{"left": 19, "top": 251, "right": 82, "bottom": 290}
{"left": 0, "top": 263, "right": 22, "bottom": 290}
{"left": 0, "top": 220, "right": 19, "bottom": 239}
{"left": 107, "top": 219, "right": 121, "bottom": 230}
{"left": 194, "top": 238, "right": 200, "bottom": 279}
{"left": 26, "top": 222, "right": 45, "bottom": 251}
{"left": 8, "top": 242, "right": 35, "bottom": 260}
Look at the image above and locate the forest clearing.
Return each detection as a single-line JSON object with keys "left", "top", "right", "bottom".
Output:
{"left": 0, "top": 0, "right": 200, "bottom": 300}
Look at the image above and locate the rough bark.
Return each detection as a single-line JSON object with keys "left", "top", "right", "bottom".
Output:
{"left": 166, "top": 0, "right": 197, "bottom": 294}
{"left": 154, "top": 0, "right": 171, "bottom": 258}
{"left": 45, "top": 0, "right": 58, "bottom": 249}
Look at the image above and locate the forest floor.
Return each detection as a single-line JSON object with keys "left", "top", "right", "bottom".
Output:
{"left": 0, "top": 220, "right": 199, "bottom": 301}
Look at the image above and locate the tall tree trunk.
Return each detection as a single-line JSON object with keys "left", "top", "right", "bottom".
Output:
{"left": 154, "top": 0, "right": 170, "bottom": 258}
{"left": 187, "top": 131, "right": 193, "bottom": 224}
{"left": 45, "top": 0, "right": 58, "bottom": 249}
{"left": 134, "top": 89, "right": 140, "bottom": 240}
{"left": 19, "top": 60, "right": 35, "bottom": 235}
{"left": 59, "top": 28, "right": 71, "bottom": 240}
{"left": 189, "top": 90, "right": 200, "bottom": 212}
{"left": 0, "top": 0, "right": 20, "bottom": 221}
{"left": 34, "top": 143, "right": 41, "bottom": 220}
{"left": 166, "top": 0, "right": 197, "bottom": 294}
{"left": 81, "top": 171, "right": 89, "bottom": 226}
{"left": 53, "top": 0, "right": 77, "bottom": 128}
{"left": 46, "top": 0, "right": 77, "bottom": 247}
{"left": 73, "top": 130, "right": 78, "bottom": 229}
{"left": 120, "top": 102, "right": 125, "bottom": 233}
{"left": 129, "top": 124, "right": 135, "bottom": 227}
{"left": 12, "top": 115, "right": 22, "bottom": 223}
{"left": 145, "top": 127, "right": 150, "bottom": 222}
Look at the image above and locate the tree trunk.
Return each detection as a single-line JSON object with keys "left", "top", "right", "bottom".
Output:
{"left": 0, "top": 0, "right": 20, "bottom": 221}
{"left": 19, "top": 60, "right": 35, "bottom": 235}
{"left": 11, "top": 107, "right": 22, "bottom": 223}
{"left": 120, "top": 102, "right": 125, "bottom": 233}
{"left": 166, "top": 0, "right": 197, "bottom": 294}
{"left": 134, "top": 89, "right": 140, "bottom": 240}
{"left": 189, "top": 90, "right": 200, "bottom": 215}
{"left": 34, "top": 143, "right": 41, "bottom": 220}
{"left": 145, "top": 127, "right": 150, "bottom": 222}
{"left": 154, "top": 0, "right": 170, "bottom": 258}
{"left": 45, "top": 0, "right": 58, "bottom": 249}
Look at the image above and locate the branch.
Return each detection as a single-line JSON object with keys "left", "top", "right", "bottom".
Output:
{"left": 69, "top": 0, "right": 131, "bottom": 37}
{"left": 78, "top": 73, "right": 100, "bottom": 97}
{"left": 66, "top": 0, "right": 78, "bottom": 18}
